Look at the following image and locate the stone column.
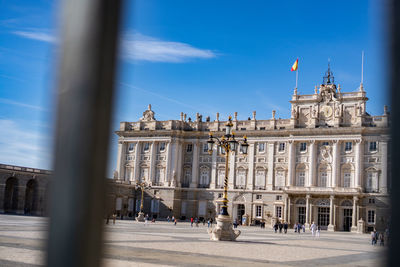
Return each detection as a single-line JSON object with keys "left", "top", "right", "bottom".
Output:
{"left": 149, "top": 141, "right": 157, "bottom": 184}
{"left": 355, "top": 139, "right": 363, "bottom": 188}
{"left": 380, "top": 141, "right": 388, "bottom": 193}
{"left": 210, "top": 146, "right": 217, "bottom": 189}
{"left": 351, "top": 196, "right": 358, "bottom": 232}
{"left": 176, "top": 141, "right": 183, "bottom": 186}
{"left": 305, "top": 194, "right": 310, "bottom": 227}
{"left": 116, "top": 141, "right": 126, "bottom": 180}
{"left": 134, "top": 142, "right": 141, "bottom": 182}
{"left": 288, "top": 141, "right": 295, "bottom": 186}
{"left": 308, "top": 141, "right": 316, "bottom": 187}
{"left": 287, "top": 197, "right": 291, "bottom": 224}
{"left": 247, "top": 143, "right": 255, "bottom": 190}
{"left": 190, "top": 141, "right": 199, "bottom": 188}
{"left": 229, "top": 151, "right": 236, "bottom": 189}
{"left": 165, "top": 141, "right": 172, "bottom": 186}
{"left": 267, "top": 142, "right": 275, "bottom": 190}
{"left": 331, "top": 140, "right": 338, "bottom": 188}
{"left": 283, "top": 195, "right": 288, "bottom": 222}
{"left": 328, "top": 195, "right": 335, "bottom": 231}
{"left": 309, "top": 204, "right": 313, "bottom": 225}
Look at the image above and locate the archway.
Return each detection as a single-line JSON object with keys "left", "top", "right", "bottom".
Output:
{"left": 24, "top": 179, "right": 39, "bottom": 215}
{"left": 4, "top": 177, "right": 19, "bottom": 213}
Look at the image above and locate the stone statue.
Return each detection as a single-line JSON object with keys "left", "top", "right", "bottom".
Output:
{"left": 140, "top": 104, "right": 156, "bottom": 121}
{"left": 272, "top": 110, "right": 276, "bottom": 119}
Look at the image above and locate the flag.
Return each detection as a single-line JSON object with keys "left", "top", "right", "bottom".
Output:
{"left": 291, "top": 58, "right": 298, "bottom": 71}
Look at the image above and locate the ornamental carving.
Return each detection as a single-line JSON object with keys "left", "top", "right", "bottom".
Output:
{"left": 319, "top": 145, "right": 332, "bottom": 163}
{"left": 140, "top": 104, "right": 156, "bottom": 121}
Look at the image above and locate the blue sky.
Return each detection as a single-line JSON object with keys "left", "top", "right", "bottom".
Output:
{"left": 0, "top": 0, "right": 388, "bottom": 176}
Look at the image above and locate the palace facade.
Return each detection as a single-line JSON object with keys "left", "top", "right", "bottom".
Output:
{"left": 114, "top": 68, "right": 390, "bottom": 232}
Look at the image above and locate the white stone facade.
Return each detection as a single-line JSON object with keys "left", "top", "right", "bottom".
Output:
{"left": 114, "top": 70, "right": 390, "bottom": 232}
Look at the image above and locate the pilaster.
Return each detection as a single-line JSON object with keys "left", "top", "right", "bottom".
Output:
{"left": 351, "top": 196, "right": 358, "bottom": 232}
{"left": 247, "top": 143, "right": 255, "bottom": 190}
{"left": 149, "top": 141, "right": 157, "bottom": 184}
{"left": 210, "top": 146, "right": 217, "bottom": 189}
{"left": 308, "top": 141, "right": 316, "bottom": 187}
{"left": 380, "top": 141, "right": 388, "bottom": 193}
{"left": 165, "top": 142, "right": 172, "bottom": 186}
{"left": 134, "top": 142, "right": 141, "bottom": 182}
{"left": 190, "top": 141, "right": 199, "bottom": 188}
{"left": 327, "top": 195, "right": 335, "bottom": 231}
{"left": 267, "top": 142, "right": 274, "bottom": 190}
{"left": 355, "top": 139, "right": 363, "bottom": 188}
{"left": 331, "top": 140, "right": 338, "bottom": 188}
{"left": 288, "top": 141, "right": 295, "bottom": 186}
{"left": 305, "top": 194, "right": 310, "bottom": 227}
{"left": 116, "top": 141, "right": 126, "bottom": 180}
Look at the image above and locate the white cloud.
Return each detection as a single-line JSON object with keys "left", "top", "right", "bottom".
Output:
{"left": 121, "top": 33, "right": 217, "bottom": 63}
{"left": 11, "top": 29, "right": 217, "bottom": 63}
{"left": 12, "top": 30, "right": 57, "bottom": 43}
{"left": 0, "top": 119, "right": 52, "bottom": 170}
{"left": 0, "top": 98, "right": 46, "bottom": 111}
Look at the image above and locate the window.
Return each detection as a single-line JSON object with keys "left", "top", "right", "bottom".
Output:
{"left": 199, "top": 168, "right": 210, "bottom": 187}
{"left": 151, "top": 199, "right": 160, "bottom": 213}
{"left": 218, "top": 193, "right": 223, "bottom": 198}
{"left": 256, "top": 194, "right": 262, "bottom": 200}
{"left": 236, "top": 169, "right": 246, "bottom": 187}
{"left": 140, "top": 168, "right": 148, "bottom": 182}
{"left": 217, "top": 169, "right": 225, "bottom": 188}
{"left": 366, "top": 172, "right": 378, "bottom": 192}
{"left": 256, "top": 205, "right": 262, "bottom": 217}
{"left": 343, "top": 173, "right": 351, "bottom": 188}
{"left": 275, "top": 206, "right": 282, "bottom": 218}
{"left": 369, "top": 141, "right": 377, "bottom": 152}
{"left": 320, "top": 172, "right": 327, "bottom": 187}
{"left": 367, "top": 210, "right": 375, "bottom": 224}
{"left": 345, "top": 142, "right": 352, "bottom": 152}
{"left": 258, "top": 143, "right": 265, "bottom": 152}
{"left": 368, "top": 198, "right": 375, "bottom": 204}
{"left": 127, "top": 143, "right": 135, "bottom": 152}
{"left": 278, "top": 142, "right": 285, "bottom": 152}
{"left": 186, "top": 144, "right": 193, "bottom": 152}
{"left": 297, "top": 172, "right": 305, "bottom": 186}
{"left": 143, "top": 143, "right": 150, "bottom": 152}
{"left": 203, "top": 143, "right": 208, "bottom": 153}
{"left": 159, "top": 142, "right": 166, "bottom": 152}
{"left": 276, "top": 195, "right": 282, "bottom": 201}
{"left": 300, "top": 142, "right": 307, "bottom": 152}
{"left": 255, "top": 169, "right": 265, "bottom": 188}
{"left": 275, "top": 171, "right": 285, "bottom": 188}
{"left": 322, "top": 142, "right": 329, "bottom": 146}
{"left": 298, "top": 207, "right": 306, "bottom": 224}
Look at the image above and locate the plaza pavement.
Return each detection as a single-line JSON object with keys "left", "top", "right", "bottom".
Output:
{"left": 0, "top": 214, "right": 387, "bottom": 267}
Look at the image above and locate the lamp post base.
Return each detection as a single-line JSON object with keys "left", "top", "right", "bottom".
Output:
{"left": 208, "top": 214, "right": 241, "bottom": 241}
{"left": 136, "top": 212, "right": 145, "bottom": 222}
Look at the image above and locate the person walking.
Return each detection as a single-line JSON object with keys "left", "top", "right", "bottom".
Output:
{"left": 112, "top": 213, "right": 116, "bottom": 225}
{"left": 294, "top": 223, "right": 298, "bottom": 233}
{"left": 174, "top": 218, "right": 177, "bottom": 226}
{"left": 297, "top": 223, "right": 301, "bottom": 234}
{"left": 274, "top": 222, "right": 278, "bottom": 233}
{"left": 207, "top": 218, "right": 211, "bottom": 228}
{"left": 316, "top": 225, "right": 321, "bottom": 237}
{"left": 283, "top": 221, "right": 288, "bottom": 234}
{"left": 233, "top": 219, "right": 238, "bottom": 229}
{"left": 302, "top": 224, "right": 306, "bottom": 233}
{"left": 279, "top": 222, "right": 283, "bottom": 233}
{"left": 195, "top": 217, "right": 199, "bottom": 227}
{"left": 310, "top": 222, "right": 317, "bottom": 237}
{"left": 379, "top": 232, "right": 384, "bottom": 246}
{"left": 167, "top": 216, "right": 170, "bottom": 222}
{"left": 190, "top": 217, "right": 194, "bottom": 227}
{"left": 172, "top": 216, "right": 175, "bottom": 222}
{"left": 144, "top": 214, "right": 149, "bottom": 226}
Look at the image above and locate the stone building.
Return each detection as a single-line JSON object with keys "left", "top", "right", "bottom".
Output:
{"left": 114, "top": 67, "right": 390, "bottom": 232}
{"left": 0, "top": 164, "right": 51, "bottom": 216}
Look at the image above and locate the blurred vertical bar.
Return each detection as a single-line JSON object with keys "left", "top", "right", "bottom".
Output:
{"left": 390, "top": 0, "right": 400, "bottom": 266}
{"left": 46, "top": 0, "right": 122, "bottom": 266}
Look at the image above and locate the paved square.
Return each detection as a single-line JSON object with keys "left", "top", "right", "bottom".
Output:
{"left": 0, "top": 215, "right": 387, "bottom": 266}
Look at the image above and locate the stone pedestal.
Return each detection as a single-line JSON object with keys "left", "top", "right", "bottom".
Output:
{"left": 357, "top": 219, "right": 365, "bottom": 233}
{"left": 208, "top": 215, "right": 241, "bottom": 241}
{"left": 136, "top": 212, "right": 145, "bottom": 222}
{"left": 327, "top": 224, "right": 335, "bottom": 231}
{"left": 351, "top": 226, "right": 358, "bottom": 232}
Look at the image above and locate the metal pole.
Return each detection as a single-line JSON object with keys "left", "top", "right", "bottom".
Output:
{"left": 140, "top": 186, "right": 144, "bottom": 212}
{"left": 221, "top": 146, "right": 229, "bottom": 216}
{"left": 46, "top": 0, "right": 122, "bottom": 266}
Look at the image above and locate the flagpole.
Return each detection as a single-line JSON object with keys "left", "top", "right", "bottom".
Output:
{"left": 296, "top": 68, "right": 298, "bottom": 89}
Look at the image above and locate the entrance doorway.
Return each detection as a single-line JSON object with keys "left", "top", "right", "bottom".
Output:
{"left": 343, "top": 208, "right": 352, "bottom": 231}
{"left": 318, "top": 207, "right": 330, "bottom": 230}
{"left": 298, "top": 207, "right": 306, "bottom": 224}
{"left": 237, "top": 204, "right": 245, "bottom": 224}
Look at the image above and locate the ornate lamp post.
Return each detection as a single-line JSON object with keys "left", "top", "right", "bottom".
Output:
{"left": 135, "top": 182, "right": 151, "bottom": 222}
{"left": 206, "top": 116, "right": 249, "bottom": 241}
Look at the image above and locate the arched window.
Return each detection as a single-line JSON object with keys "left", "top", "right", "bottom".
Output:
{"left": 255, "top": 168, "right": 266, "bottom": 188}
{"left": 183, "top": 168, "right": 191, "bottom": 187}
{"left": 366, "top": 171, "right": 379, "bottom": 192}
{"left": 236, "top": 168, "right": 246, "bottom": 188}
{"left": 275, "top": 170, "right": 285, "bottom": 188}
{"left": 125, "top": 166, "right": 134, "bottom": 181}
{"left": 140, "top": 167, "right": 148, "bottom": 182}
{"left": 155, "top": 168, "right": 164, "bottom": 185}
{"left": 199, "top": 167, "right": 210, "bottom": 187}
{"left": 319, "top": 172, "right": 327, "bottom": 187}
{"left": 217, "top": 169, "right": 225, "bottom": 188}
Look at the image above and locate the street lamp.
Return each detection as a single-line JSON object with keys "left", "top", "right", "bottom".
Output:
{"left": 207, "top": 115, "right": 248, "bottom": 241}
{"left": 135, "top": 182, "right": 151, "bottom": 222}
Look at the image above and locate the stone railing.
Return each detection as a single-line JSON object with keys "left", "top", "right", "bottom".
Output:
{"left": 0, "top": 164, "right": 52, "bottom": 175}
